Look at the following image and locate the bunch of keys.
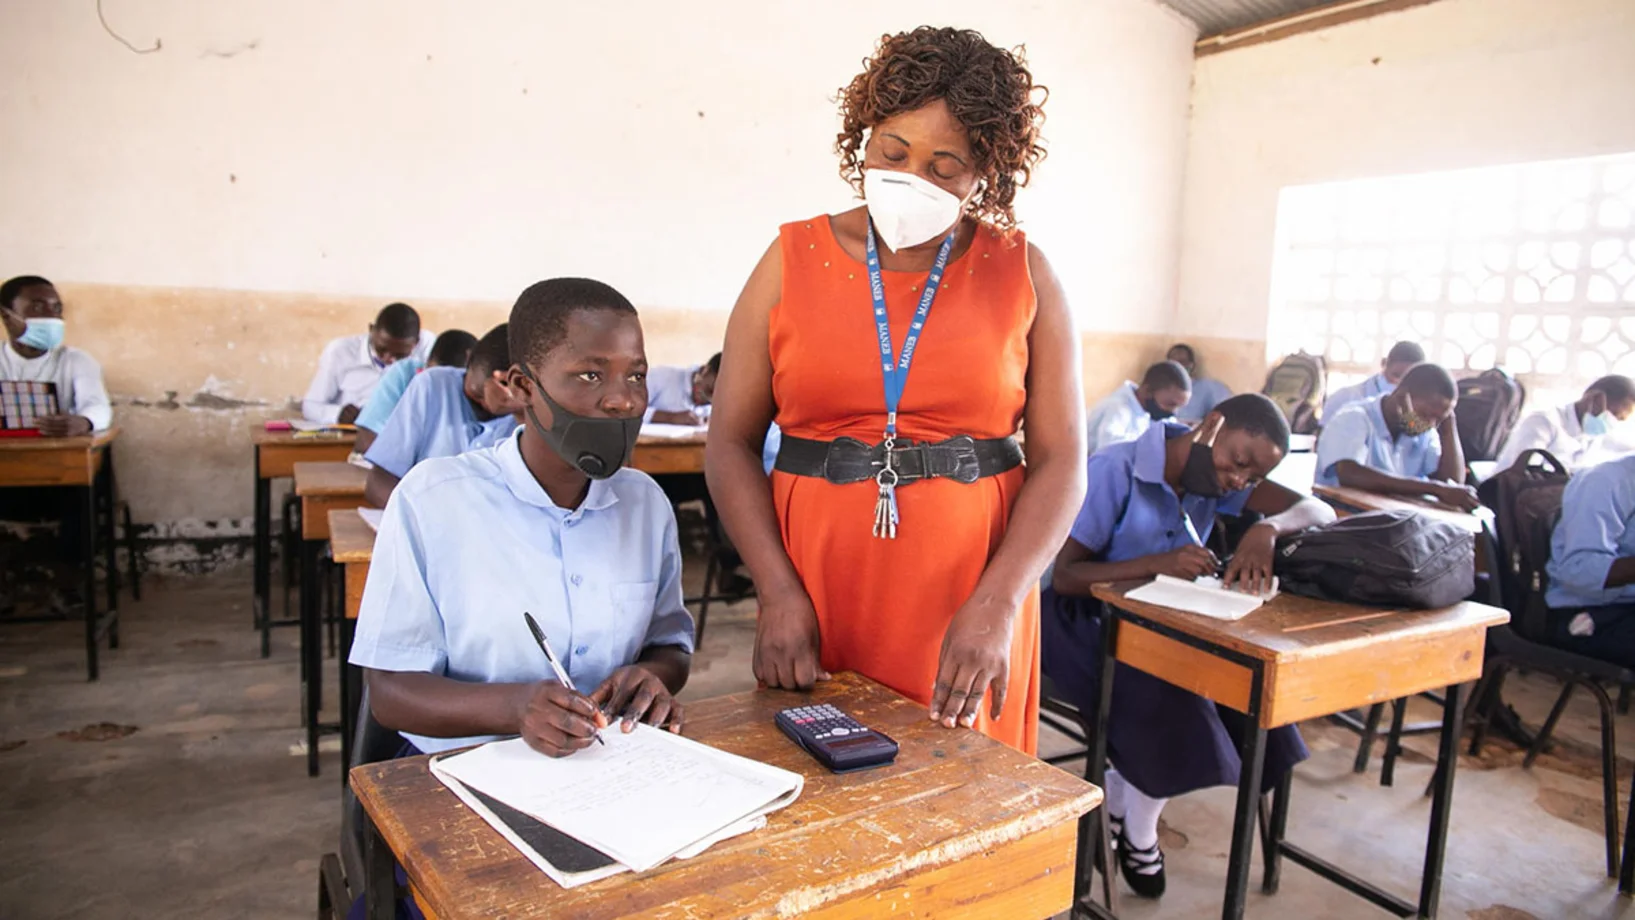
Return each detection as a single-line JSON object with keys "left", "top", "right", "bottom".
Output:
{"left": 872, "top": 450, "right": 900, "bottom": 540}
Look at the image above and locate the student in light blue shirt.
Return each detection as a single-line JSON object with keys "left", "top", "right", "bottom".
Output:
{"left": 1544, "top": 455, "right": 1635, "bottom": 668}
{"left": 350, "top": 277, "right": 693, "bottom": 759}
{"left": 1041, "top": 394, "right": 1334, "bottom": 899}
{"left": 1166, "top": 343, "right": 1233, "bottom": 425}
{"left": 363, "top": 324, "right": 525, "bottom": 507}
{"left": 1313, "top": 363, "right": 1479, "bottom": 510}
{"left": 1320, "top": 340, "right": 1424, "bottom": 421}
{"left": 644, "top": 353, "right": 718, "bottom": 426}
{"left": 353, "top": 329, "right": 477, "bottom": 453}
{"left": 1085, "top": 361, "right": 1191, "bottom": 456}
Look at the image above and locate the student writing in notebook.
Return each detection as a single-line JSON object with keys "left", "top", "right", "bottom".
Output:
{"left": 301, "top": 302, "right": 435, "bottom": 425}
{"left": 352, "top": 328, "right": 478, "bottom": 454}
{"left": 362, "top": 324, "right": 525, "bottom": 508}
{"left": 349, "top": 278, "right": 693, "bottom": 760}
{"left": 1041, "top": 394, "right": 1333, "bottom": 898}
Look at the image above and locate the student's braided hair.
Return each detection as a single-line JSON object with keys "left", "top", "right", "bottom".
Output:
{"left": 835, "top": 26, "right": 1048, "bottom": 232}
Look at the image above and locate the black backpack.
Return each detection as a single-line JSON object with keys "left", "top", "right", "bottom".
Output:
{"left": 1455, "top": 368, "right": 1526, "bottom": 462}
{"left": 1274, "top": 510, "right": 1475, "bottom": 609}
{"left": 1476, "top": 448, "right": 1569, "bottom": 641}
{"left": 1262, "top": 352, "right": 1326, "bottom": 435}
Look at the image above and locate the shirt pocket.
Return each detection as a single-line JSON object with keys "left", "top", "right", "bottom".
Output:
{"left": 607, "top": 581, "right": 660, "bottom": 659}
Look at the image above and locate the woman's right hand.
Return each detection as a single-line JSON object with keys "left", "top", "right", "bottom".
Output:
{"left": 753, "top": 587, "right": 828, "bottom": 690}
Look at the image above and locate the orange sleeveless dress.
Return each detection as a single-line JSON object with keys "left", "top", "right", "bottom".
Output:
{"left": 769, "top": 215, "right": 1040, "bottom": 754}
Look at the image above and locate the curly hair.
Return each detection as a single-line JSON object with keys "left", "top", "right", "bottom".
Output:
{"left": 836, "top": 27, "right": 1048, "bottom": 232}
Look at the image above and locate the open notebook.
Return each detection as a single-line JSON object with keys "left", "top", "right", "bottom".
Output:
{"left": 1124, "top": 574, "right": 1280, "bottom": 621}
{"left": 429, "top": 724, "right": 803, "bottom": 886}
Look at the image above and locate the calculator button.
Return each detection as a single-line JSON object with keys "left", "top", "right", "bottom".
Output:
{"left": 830, "top": 728, "right": 850, "bottom": 736}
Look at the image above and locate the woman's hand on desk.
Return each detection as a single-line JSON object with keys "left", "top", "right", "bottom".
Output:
{"left": 590, "top": 666, "right": 685, "bottom": 734}
{"left": 1223, "top": 522, "right": 1278, "bottom": 595}
{"left": 1151, "top": 545, "right": 1218, "bottom": 581}
{"left": 753, "top": 587, "right": 829, "bottom": 691}
{"left": 1430, "top": 482, "right": 1481, "bottom": 512}
{"left": 519, "top": 681, "right": 608, "bottom": 758}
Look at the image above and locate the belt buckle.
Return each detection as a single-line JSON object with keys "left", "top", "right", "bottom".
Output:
{"left": 822, "top": 437, "right": 877, "bottom": 485}
{"left": 943, "top": 435, "right": 981, "bottom": 484}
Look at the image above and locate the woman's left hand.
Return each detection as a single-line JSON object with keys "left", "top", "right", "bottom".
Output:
{"left": 929, "top": 599, "right": 1014, "bottom": 729}
{"left": 1223, "top": 521, "right": 1278, "bottom": 595}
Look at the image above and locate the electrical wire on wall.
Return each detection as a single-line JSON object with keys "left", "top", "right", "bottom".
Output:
{"left": 97, "top": 0, "right": 162, "bottom": 55}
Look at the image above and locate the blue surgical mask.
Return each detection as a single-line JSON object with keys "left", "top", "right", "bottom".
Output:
{"left": 16, "top": 317, "right": 65, "bottom": 351}
{"left": 1584, "top": 412, "right": 1612, "bottom": 437}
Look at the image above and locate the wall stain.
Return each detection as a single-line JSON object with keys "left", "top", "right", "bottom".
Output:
{"left": 187, "top": 390, "right": 263, "bottom": 410}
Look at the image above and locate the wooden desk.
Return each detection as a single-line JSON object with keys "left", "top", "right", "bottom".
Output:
{"left": 0, "top": 428, "right": 122, "bottom": 680}
{"left": 352, "top": 672, "right": 1102, "bottom": 920}
{"left": 328, "top": 507, "right": 376, "bottom": 774}
{"left": 632, "top": 432, "right": 707, "bottom": 475}
{"left": 293, "top": 461, "right": 370, "bottom": 777}
{"left": 1312, "top": 483, "right": 1487, "bottom": 534}
{"left": 251, "top": 425, "right": 356, "bottom": 657}
{"left": 1086, "top": 582, "right": 1508, "bottom": 920}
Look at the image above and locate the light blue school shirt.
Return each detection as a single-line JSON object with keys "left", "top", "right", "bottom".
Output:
{"left": 643, "top": 364, "right": 709, "bottom": 423}
{"left": 1086, "top": 381, "right": 1155, "bottom": 456}
{"left": 1176, "top": 377, "right": 1233, "bottom": 425}
{"left": 363, "top": 367, "right": 499, "bottom": 478}
{"left": 1546, "top": 455, "right": 1635, "bottom": 609}
{"left": 1069, "top": 422, "right": 1251, "bottom": 561}
{"left": 1322, "top": 372, "right": 1393, "bottom": 421}
{"left": 349, "top": 429, "right": 694, "bottom": 753}
{"left": 1314, "top": 396, "right": 1440, "bottom": 487}
{"left": 354, "top": 358, "right": 424, "bottom": 434}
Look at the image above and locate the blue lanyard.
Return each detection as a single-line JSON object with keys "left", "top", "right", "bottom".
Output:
{"left": 865, "top": 219, "right": 956, "bottom": 443}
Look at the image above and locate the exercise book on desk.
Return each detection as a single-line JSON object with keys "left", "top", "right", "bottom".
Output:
{"left": 429, "top": 723, "right": 803, "bottom": 883}
{"left": 1125, "top": 574, "right": 1279, "bottom": 621}
{"left": 639, "top": 422, "right": 709, "bottom": 439}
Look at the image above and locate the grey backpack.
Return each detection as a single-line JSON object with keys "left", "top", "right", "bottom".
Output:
{"left": 1274, "top": 510, "right": 1475, "bottom": 609}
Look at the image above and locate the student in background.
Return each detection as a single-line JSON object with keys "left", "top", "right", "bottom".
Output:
{"left": 350, "top": 276, "right": 692, "bottom": 763}
{"left": 0, "top": 276, "right": 110, "bottom": 435}
{"left": 301, "top": 302, "right": 435, "bottom": 425}
{"left": 1314, "top": 363, "right": 1479, "bottom": 509}
{"left": 1493, "top": 375, "right": 1635, "bottom": 474}
{"left": 1321, "top": 340, "right": 1425, "bottom": 420}
{"left": 1043, "top": 394, "right": 1334, "bottom": 897}
{"left": 1086, "top": 361, "right": 1191, "bottom": 456}
{"left": 645, "top": 353, "right": 719, "bottom": 426}
{"left": 353, "top": 329, "right": 478, "bottom": 454}
{"left": 1166, "top": 343, "right": 1232, "bottom": 425}
{"left": 1544, "top": 454, "right": 1635, "bottom": 668}
{"left": 362, "top": 324, "right": 524, "bottom": 507}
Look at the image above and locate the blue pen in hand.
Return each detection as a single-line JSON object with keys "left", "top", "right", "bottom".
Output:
{"left": 523, "top": 612, "right": 605, "bottom": 746}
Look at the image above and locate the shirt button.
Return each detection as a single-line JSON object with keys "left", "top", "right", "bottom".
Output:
{"left": 1166, "top": 530, "right": 1175, "bottom": 538}
{"left": 576, "top": 645, "right": 589, "bottom": 656}
{"left": 570, "top": 574, "right": 583, "bottom": 586}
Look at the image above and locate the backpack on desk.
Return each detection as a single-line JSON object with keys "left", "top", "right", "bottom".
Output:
{"left": 1274, "top": 510, "right": 1475, "bottom": 609}
{"left": 1261, "top": 352, "right": 1326, "bottom": 435}
{"left": 1476, "top": 448, "right": 1568, "bottom": 641}
{"left": 1455, "top": 368, "right": 1526, "bottom": 462}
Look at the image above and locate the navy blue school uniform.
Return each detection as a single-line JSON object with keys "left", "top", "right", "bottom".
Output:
{"left": 1040, "top": 421, "right": 1308, "bottom": 799}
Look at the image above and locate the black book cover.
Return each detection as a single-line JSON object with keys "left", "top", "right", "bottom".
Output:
{"left": 465, "top": 786, "right": 617, "bottom": 873}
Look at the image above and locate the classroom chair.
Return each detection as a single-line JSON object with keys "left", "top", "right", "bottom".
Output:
{"left": 682, "top": 495, "right": 756, "bottom": 647}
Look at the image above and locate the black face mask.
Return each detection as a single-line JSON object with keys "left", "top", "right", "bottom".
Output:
{"left": 1179, "top": 441, "right": 1223, "bottom": 498}
{"left": 520, "top": 366, "right": 641, "bottom": 480}
{"left": 1143, "top": 398, "right": 1173, "bottom": 421}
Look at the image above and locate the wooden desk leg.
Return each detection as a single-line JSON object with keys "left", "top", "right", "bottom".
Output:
{"left": 1221, "top": 668, "right": 1268, "bottom": 920}
{"left": 363, "top": 808, "right": 397, "bottom": 920}
{"left": 254, "top": 453, "right": 271, "bottom": 655}
{"left": 1417, "top": 681, "right": 1465, "bottom": 918}
{"left": 301, "top": 536, "right": 323, "bottom": 777}
{"left": 80, "top": 483, "right": 100, "bottom": 682}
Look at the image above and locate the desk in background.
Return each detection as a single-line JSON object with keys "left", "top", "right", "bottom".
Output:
{"left": 1312, "top": 483, "right": 1488, "bottom": 534}
{"left": 293, "top": 460, "right": 369, "bottom": 777}
{"left": 1087, "top": 582, "right": 1506, "bottom": 919}
{"left": 251, "top": 425, "right": 355, "bottom": 656}
{"left": 0, "top": 428, "right": 123, "bottom": 680}
{"left": 328, "top": 507, "right": 375, "bottom": 773}
{"left": 352, "top": 671, "right": 1101, "bottom": 920}
{"left": 632, "top": 431, "right": 707, "bottom": 475}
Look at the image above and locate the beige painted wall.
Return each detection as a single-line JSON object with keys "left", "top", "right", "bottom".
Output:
{"left": 1174, "top": 0, "right": 1635, "bottom": 396}
{"left": 0, "top": 0, "right": 1198, "bottom": 548}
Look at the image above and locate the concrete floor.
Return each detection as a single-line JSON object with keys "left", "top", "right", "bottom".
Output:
{"left": 3, "top": 567, "right": 1635, "bottom": 919}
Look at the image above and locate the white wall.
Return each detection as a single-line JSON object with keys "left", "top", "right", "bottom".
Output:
{"left": 1174, "top": 0, "right": 1635, "bottom": 351}
{"left": 1, "top": 0, "right": 1195, "bottom": 329}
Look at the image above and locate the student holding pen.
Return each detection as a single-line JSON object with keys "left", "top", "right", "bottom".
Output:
{"left": 1041, "top": 394, "right": 1334, "bottom": 898}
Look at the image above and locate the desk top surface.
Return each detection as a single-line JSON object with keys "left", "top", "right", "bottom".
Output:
{"left": 1313, "top": 483, "right": 1489, "bottom": 533}
{"left": 0, "top": 427, "right": 119, "bottom": 452}
{"left": 635, "top": 432, "right": 708, "bottom": 447}
{"left": 1091, "top": 580, "right": 1508, "bottom": 665}
{"left": 351, "top": 671, "right": 1100, "bottom": 920}
{"left": 327, "top": 508, "right": 376, "bottom": 563}
{"left": 250, "top": 425, "right": 357, "bottom": 448}
{"left": 292, "top": 460, "right": 368, "bottom": 496}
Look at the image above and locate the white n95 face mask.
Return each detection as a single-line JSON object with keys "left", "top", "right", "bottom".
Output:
{"left": 863, "top": 169, "right": 964, "bottom": 252}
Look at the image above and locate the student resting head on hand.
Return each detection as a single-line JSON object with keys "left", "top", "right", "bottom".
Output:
{"left": 1314, "top": 362, "right": 1478, "bottom": 510}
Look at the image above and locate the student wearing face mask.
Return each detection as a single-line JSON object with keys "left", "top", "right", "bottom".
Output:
{"left": 1167, "top": 343, "right": 1233, "bottom": 425}
{"left": 1042, "top": 394, "right": 1335, "bottom": 897}
{"left": 1321, "top": 340, "right": 1425, "bottom": 422}
{"left": 706, "top": 27, "right": 1087, "bottom": 754}
{"left": 301, "top": 302, "right": 435, "bottom": 426}
{"left": 351, "top": 278, "right": 692, "bottom": 764}
{"left": 1314, "top": 363, "right": 1480, "bottom": 510}
{"left": 362, "top": 324, "right": 526, "bottom": 508}
{"left": 1085, "top": 361, "right": 1193, "bottom": 456}
{"left": 1493, "top": 375, "right": 1635, "bottom": 474}
{"left": 0, "top": 275, "right": 111, "bottom": 436}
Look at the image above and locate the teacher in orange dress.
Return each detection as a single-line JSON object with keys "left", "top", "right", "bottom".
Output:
{"left": 705, "top": 26, "right": 1086, "bottom": 753}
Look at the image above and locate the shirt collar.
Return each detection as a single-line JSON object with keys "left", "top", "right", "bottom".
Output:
{"left": 1118, "top": 380, "right": 1144, "bottom": 417}
{"left": 1558, "top": 402, "right": 1583, "bottom": 438}
{"left": 1132, "top": 420, "right": 1190, "bottom": 486}
{"left": 494, "top": 428, "right": 620, "bottom": 515}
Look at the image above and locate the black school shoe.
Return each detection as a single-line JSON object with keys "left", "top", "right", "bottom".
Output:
{"left": 1110, "top": 816, "right": 1166, "bottom": 898}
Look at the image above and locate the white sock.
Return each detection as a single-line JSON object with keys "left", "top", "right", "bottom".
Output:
{"left": 1122, "top": 782, "right": 1168, "bottom": 851}
{"left": 1105, "top": 768, "right": 1129, "bottom": 819}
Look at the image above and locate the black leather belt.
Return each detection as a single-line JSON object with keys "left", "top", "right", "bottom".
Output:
{"left": 774, "top": 434, "right": 1023, "bottom": 485}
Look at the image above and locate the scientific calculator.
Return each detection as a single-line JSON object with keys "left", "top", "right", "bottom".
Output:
{"left": 775, "top": 703, "right": 899, "bottom": 773}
